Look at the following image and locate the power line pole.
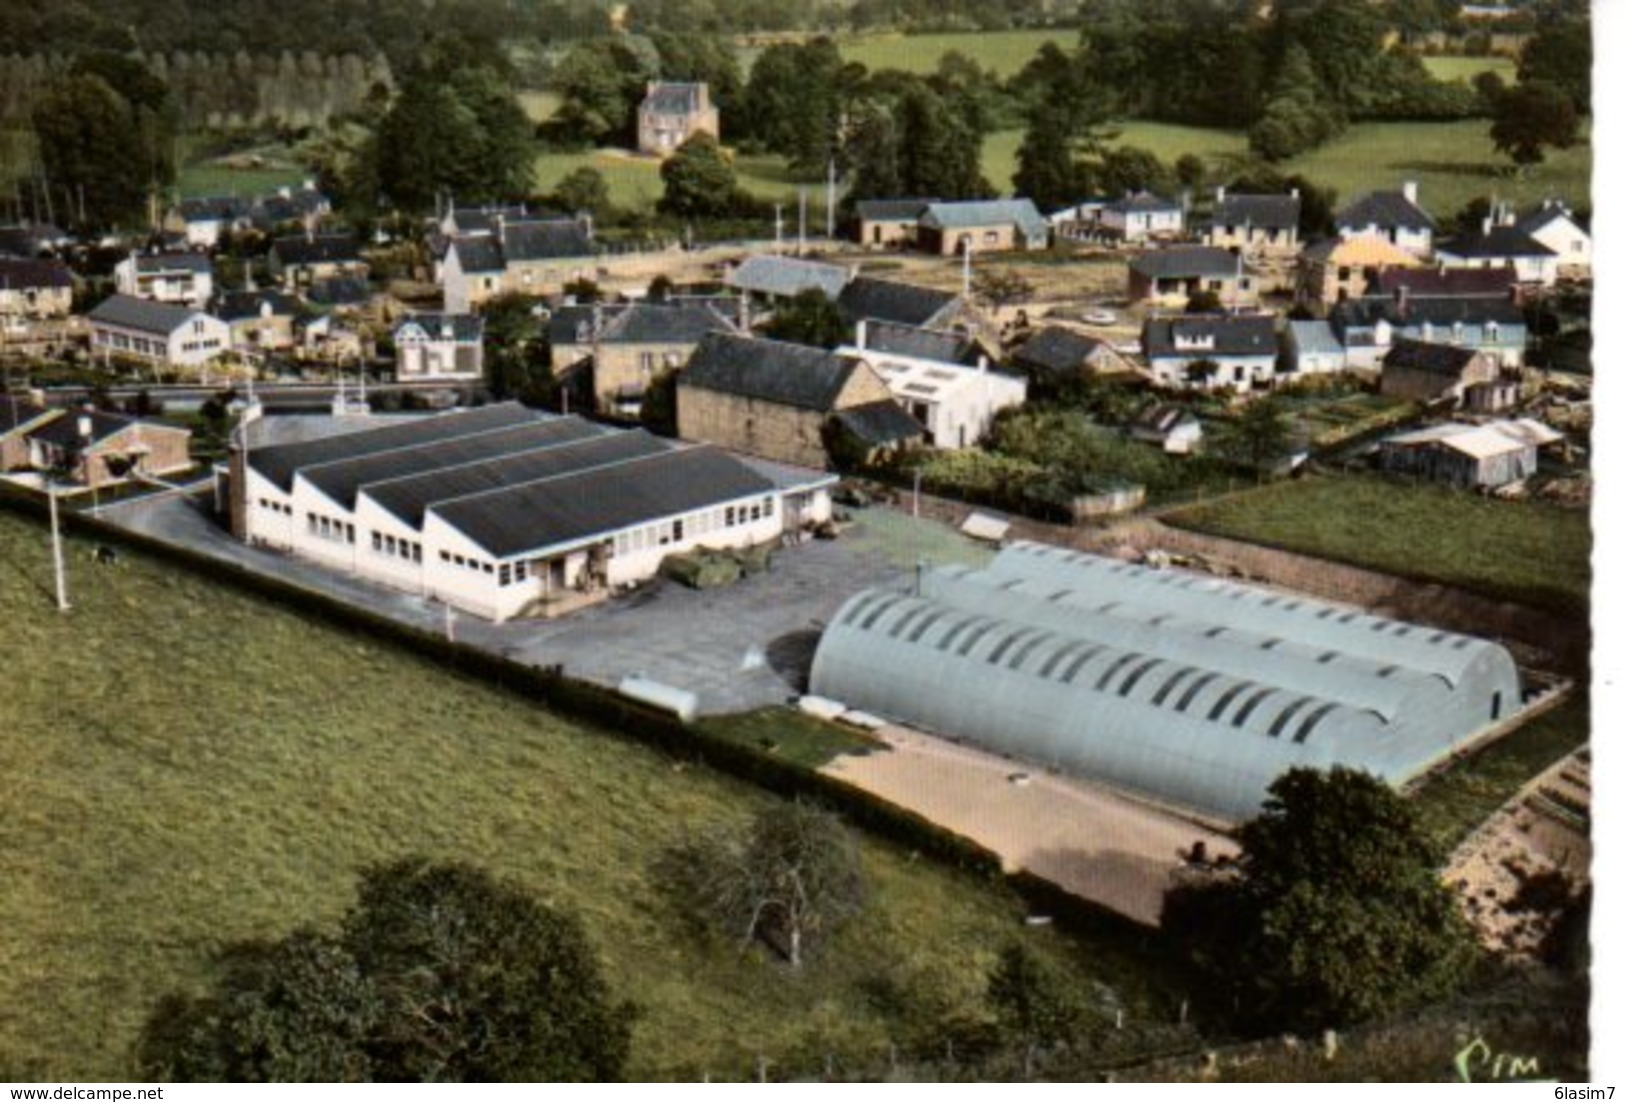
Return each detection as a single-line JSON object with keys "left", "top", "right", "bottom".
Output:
{"left": 826, "top": 158, "right": 836, "bottom": 240}
{"left": 797, "top": 187, "right": 807, "bottom": 256}
{"left": 48, "top": 482, "right": 70, "bottom": 612}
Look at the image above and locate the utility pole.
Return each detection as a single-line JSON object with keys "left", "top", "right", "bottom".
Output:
{"left": 774, "top": 204, "right": 784, "bottom": 253}
{"left": 47, "top": 482, "right": 70, "bottom": 612}
{"left": 826, "top": 158, "right": 836, "bottom": 240}
{"left": 961, "top": 238, "right": 973, "bottom": 299}
{"left": 797, "top": 187, "right": 807, "bottom": 255}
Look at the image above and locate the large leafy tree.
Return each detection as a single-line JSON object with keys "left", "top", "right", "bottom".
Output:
{"left": 137, "top": 859, "right": 635, "bottom": 1082}
{"left": 374, "top": 60, "right": 533, "bottom": 211}
{"left": 1490, "top": 80, "right": 1581, "bottom": 169}
{"left": 657, "top": 132, "right": 739, "bottom": 218}
{"left": 550, "top": 37, "right": 658, "bottom": 147}
{"left": 739, "top": 38, "right": 848, "bottom": 173}
{"left": 31, "top": 55, "right": 176, "bottom": 229}
{"left": 762, "top": 288, "right": 849, "bottom": 349}
{"left": 893, "top": 83, "right": 990, "bottom": 201}
{"left": 1516, "top": 18, "right": 1591, "bottom": 116}
{"left": 1162, "top": 767, "right": 1478, "bottom": 1033}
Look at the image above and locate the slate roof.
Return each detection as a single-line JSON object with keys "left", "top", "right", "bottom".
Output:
{"left": 1330, "top": 295, "right": 1526, "bottom": 332}
{"left": 681, "top": 333, "right": 859, "bottom": 412}
{"left": 1436, "top": 225, "right": 1557, "bottom": 260}
{"left": 641, "top": 82, "right": 705, "bottom": 115}
{"left": 444, "top": 205, "right": 535, "bottom": 235}
{"left": 247, "top": 403, "right": 542, "bottom": 491}
{"left": 1371, "top": 266, "right": 1518, "bottom": 299}
{"left": 1382, "top": 338, "right": 1485, "bottom": 376}
{"left": 1143, "top": 314, "right": 1277, "bottom": 359}
{"left": 307, "top": 276, "right": 373, "bottom": 306}
{"left": 1104, "top": 191, "right": 1180, "bottom": 215}
{"left": 919, "top": 199, "right": 1048, "bottom": 242}
{"left": 1130, "top": 246, "right": 1242, "bottom": 280}
{"left": 135, "top": 253, "right": 213, "bottom": 274}
{"left": 499, "top": 219, "right": 594, "bottom": 262}
{"left": 212, "top": 289, "right": 300, "bottom": 322}
{"left": 176, "top": 196, "right": 250, "bottom": 222}
{"left": 395, "top": 313, "right": 485, "bottom": 344}
{"left": 1011, "top": 327, "right": 1112, "bottom": 374}
{"left": 27, "top": 408, "right": 179, "bottom": 449}
{"left": 1336, "top": 190, "right": 1436, "bottom": 233}
{"left": 0, "top": 225, "right": 67, "bottom": 257}
{"left": 836, "top": 276, "right": 959, "bottom": 328}
{"left": 272, "top": 233, "right": 364, "bottom": 266}
{"left": 430, "top": 444, "right": 775, "bottom": 559}
{"left": 450, "top": 235, "right": 505, "bottom": 274}
{"left": 859, "top": 320, "right": 982, "bottom": 365}
{"left": 1210, "top": 193, "right": 1300, "bottom": 231}
{"left": 854, "top": 199, "right": 936, "bottom": 222}
{"left": 832, "top": 400, "right": 925, "bottom": 447}
{"left": 256, "top": 187, "right": 330, "bottom": 226}
{"left": 1134, "top": 403, "right": 1198, "bottom": 436}
{"left": 598, "top": 300, "right": 739, "bottom": 344}
{"left": 1517, "top": 201, "right": 1582, "bottom": 235}
{"left": 728, "top": 255, "right": 851, "bottom": 300}
{"left": 1, "top": 394, "right": 54, "bottom": 434}
{"left": 87, "top": 294, "right": 206, "bottom": 335}
{"left": 0, "top": 257, "right": 72, "bottom": 289}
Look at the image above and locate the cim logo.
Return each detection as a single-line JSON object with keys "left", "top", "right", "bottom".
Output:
{"left": 1454, "top": 1035, "right": 1558, "bottom": 1083}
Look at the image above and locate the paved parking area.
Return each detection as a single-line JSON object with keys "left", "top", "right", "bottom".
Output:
{"left": 95, "top": 487, "right": 992, "bottom": 715}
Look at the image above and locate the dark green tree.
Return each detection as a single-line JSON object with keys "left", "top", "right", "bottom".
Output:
{"left": 1248, "top": 41, "right": 1341, "bottom": 161}
{"left": 1162, "top": 767, "right": 1478, "bottom": 1032}
{"left": 31, "top": 61, "right": 175, "bottom": 228}
{"left": 763, "top": 288, "right": 849, "bottom": 349}
{"left": 1516, "top": 18, "right": 1591, "bottom": 115}
{"left": 1211, "top": 395, "right": 1294, "bottom": 475}
{"left": 1012, "top": 104, "right": 1086, "bottom": 212}
{"left": 482, "top": 293, "right": 554, "bottom": 408}
{"left": 657, "top": 132, "right": 739, "bottom": 219}
{"left": 1490, "top": 80, "right": 1581, "bottom": 169}
{"left": 374, "top": 64, "right": 533, "bottom": 211}
{"left": 1093, "top": 145, "right": 1174, "bottom": 198}
{"left": 894, "top": 83, "right": 990, "bottom": 201}
{"left": 550, "top": 37, "right": 658, "bottom": 146}
{"left": 986, "top": 943, "right": 1091, "bottom": 1046}
{"left": 137, "top": 860, "right": 635, "bottom": 1081}
{"left": 842, "top": 99, "right": 903, "bottom": 206}
{"left": 550, "top": 166, "right": 611, "bottom": 217}
{"left": 740, "top": 39, "right": 846, "bottom": 173}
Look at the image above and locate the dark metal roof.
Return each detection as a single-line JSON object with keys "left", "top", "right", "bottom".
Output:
{"left": 1143, "top": 314, "right": 1278, "bottom": 359}
{"left": 832, "top": 400, "right": 925, "bottom": 446}
{"left": 837, "top": 276, "right": 959, "bottom": 327}
{"left": 860, "top": 320, "right": 982, "bottom": 365}
{"left": 308, "top": 276, "right": 373, "bottom": 306}
{"left": 1382, "top": 338, "right": 1484, "bottom": 376}
{"left": 1437, "top": 225, "right": 1557, "bottom": 260}
{"left": 298, "top": 417, "right": 604, "bottom": 510}
{"left": 212, "top": 289, "right": 300, "bottom": 321}
{"left": 641, "top": 82, "right": 705, "bottom": 114}
{"left": 395, "top": 313, "right": 484, "bottom": 343}
{"left": 1210, "top": 193, "right": 1300, "bottom": 231}
{"left": 0, "top": 257, "right": 72, "bottom": 288}
{"left": 1336, "top": 190, "right": 1436, "bottom": 232}
{"left": 1130, "top": 246, "right": 1240, "bottom": 280}
{"left": 680, "top": 333, "right": 859, "bottom": 411}
{"left": 247, "top": 403, "right": 542, "bottom": 491}
{"left": 430, "top": 444, "right": 775, "bottom": 558}
{"left": 854, "top": 198, "right": 936, "bottom": 222}
{"left": 87, "top": 294, "right": 208, "bottom": 334}
{"left": 362, "top": 427, "right": 663, "bottom": 527}
{"left": 1011, "top": 327, "right": 1111, "bottom": 374}
{"left": 272, "top": 233, "right": 364, "bottom": 266}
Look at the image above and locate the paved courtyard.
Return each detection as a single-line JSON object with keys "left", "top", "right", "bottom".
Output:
{"left": 95, "top": 486, "right": 992, "bottom": 715}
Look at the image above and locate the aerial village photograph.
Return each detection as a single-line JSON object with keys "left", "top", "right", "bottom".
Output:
{"left": 0, "top": 0, "right": 1607, "bottom": 1086}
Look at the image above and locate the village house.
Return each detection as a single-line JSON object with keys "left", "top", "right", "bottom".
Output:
{"left": 1128, "top": 246, "right": 1258, "bottom": 309}
{"left": 1379, "top": 338, "right": 1502, "bottom": 405}
{"left": 393, "top": 313, "right": 485, "bottom": 381}
{"left": 637, "top": 82, "right": 720, "bottom": 155}
{"left": 228, "top": 403, "right": 833, "bottom": 622}
{"left": 0, "top": 223, "right": 71, "bottom": 258}
{"left": 727, "top": 255, "right": 852, "bottom": 308}
{"left": 1202, "top": 189, "right": 1301, "bottom": 257}
{"left": 254, "top": 182, "right": 331, "bottom": 232}
{"left": 853, "top": 199, "right": 935, "bottom": 248}
{"left": 165, "top": 196, "right": 253, "bottom": 249}
{"left": 1370, "top": 265, "right": 1521, "bottom": 302}
{"left": 1435, "top": 218, "right": 1559, "bottom": 288}
{"left": 19, "top": 407, "right": 192, "bottom": 489}
{"left": 297, "top": 313, "right": 365, "bottom": 366}
{"left": 1130, "top": 404, "right": 1204, "bottom": 454}
{"left": 441, "top": 217, "right": 596, "bottom": 313}
{"left": 916, "top": 199, "right": 1049, "bottom": 255}
{"left": 1516, "top": 199, "right": 1590, "bottom": 277}
{"left": 837, "top": 319, "right": 1023, "bottom": 449}
{"left": 268, "top": 233, "right": 370, "bottom": 294}
{"left": 213, "top": 289, "right": 300, "bottom": 355}
{"left": 678, "top": 332, "right": 916, "bottom": 469}
{"left": 1329, "top": 295, "right": 1528, "bottom": 370}
{"left": 1335, "top": 182, "right": 1435, "bottom": 257}
{"left": 114, "top": 252, "right": 215, "bottom": 308}
{"left": 0, "top": 394, "right": 57, "bottom": 471}
{"left": 0, "top": 258, "right": 73, "bottom": 321}
{"left": 836, "top": 276, "right": 978, "bottom": 333}
{"left": 1098, "top": 191, "right": 1184, "bottom": 243}
{"left": 1296, "top": 235, "right": 1423, "bottom": 311}
{"left": 1378, "top": 418, "right": 1561, "bottom": 489}
{"left": 550, "top": 299, "right": 741, "bottom": 417}
{"left": 1142, "top": 314, "right": 1279, "bottom": 393}
{"left": 1010, "top": 326, "right": 1136, "bottom": 398}
{"left": 1282, "top": 319, "right": 1350, "bottom": 376}
{"left": 87, "top": 295, "right": 231, "bottom": 371}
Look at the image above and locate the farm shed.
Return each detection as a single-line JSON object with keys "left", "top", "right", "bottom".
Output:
{"left": 810, "top": 542, "right": 1520, "bottom": 821}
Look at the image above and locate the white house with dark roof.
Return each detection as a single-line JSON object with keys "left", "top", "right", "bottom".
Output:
{"left": 1128, "top": 246, "right": 1258, "bottom": 308}
{"left": 229, "top": 403, "right": 830, "bottom": 622}
{"left": 441, "top": 216, "right": 596, "bottom": 312}
{"left": 87, "top": 295, "right": 231, "bottom": 369}
{"left": 837, "top": 320, "right": 1022, "bottom": 449}
{"left": 637, "top": 82, "right": 720, "bottom": 155}
{"left": 1098, "top": 191, "right": 1184, "bottom": 242}
{"left": 1203, "top": 189, "right": 1300, "bottom": 256}
{"left": 1335, "top": 181, "right": 1435, "bottom": 257}
{"left": 114, "top": 252, "right": 215, "bottom": 308}
{"left": 1516, "top": 199, "right": 1589, "bottom": 276}
{"left": 1435, "top": 218, "right": 1559, "bottom": 287}
{"left": 0, "top": 257, "right": 73, "bottom": 320}
{"left": 1142, "top": 314, "right": 1279, "bottom": 393}
{"left": 394, "top": 313, "right": 485, "bottom": 380}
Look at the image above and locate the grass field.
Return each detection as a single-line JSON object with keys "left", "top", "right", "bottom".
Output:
{"left": 1410, "top": 696, "right": 1589, "bottom": 852}
{"left": 1420, "top": 55, "right": 1517, "bottom": 83}
{"left": 1163, "top": 474, "right": 1591, "bottom": 616}
{"left": 0, "top": 507, "right": 1179, "bottom": 1081}
{"left": 838, "top": 30, "right": 1068, "bottom": 77}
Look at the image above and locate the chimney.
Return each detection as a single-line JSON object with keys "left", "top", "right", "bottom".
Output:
{"left": 1290, "top": 187, "right": 1300, "bottom": 200}
{"left": 1215, "top": 185, "right": 1226, "bottom": 204}
{"left": 855, "top": 318, "right": 868, "bottom": 349}
{"left": 78, "top": 414, "right": 93, "bottom": 440}
{"left": 1402, "top": 180, "right": 1418, "bottom": 205}
{"left": 1396, "top": 284, "right": 1410, "bottom": 316}
{"left": 1481, "top": 216, "right": 1493, "bottom": 236}
{"left": 977, "top": 353, "right": 988, "bottom": 374}
{"left": 737, "top": 294, "right": 751, "bottom": 331}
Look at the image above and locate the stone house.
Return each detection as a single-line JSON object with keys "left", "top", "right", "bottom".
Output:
{"left": 0, "top": 258, "right": 73, "bottom": 320}
{"left": 854, "top": 199, "right": 935, "bottom": 248}
{"left": 637, "top": 83, "right": 720, "bottom": 155}
{"left": 549, "top": 299, "right": 742, "bottom": 416}
{"left": 213, "top": 289, "right": 300, "bottom": 355}
{"left": 1296, "top": 235, "right": 1422, "bottom": 312}
{"left": 0, "top": 394, "right": 57, "bottom": 471}
{"left": 441, "top": 217, "right": 596, "bottom": 313}
{"left": 1203, "top": 189, "right": 1301, "bottom": 257}
{"left": 1379, "top": 339, "right": 1500, "bottom": 404}
{"left": 20, "top": 407, "right": 192, "bottom": 488}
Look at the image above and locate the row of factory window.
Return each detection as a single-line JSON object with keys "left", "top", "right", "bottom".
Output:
{"left": 258, "top": 498, "right": 293, "bottom": 515}
{"left": 610, "top": 497, "right": 775, "bottom": 557}
{"left": 372, "top": 532, "right": 423, "bottom": 564}
{"left": 307, "top": 511, "right": 355, "bottom": 544}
